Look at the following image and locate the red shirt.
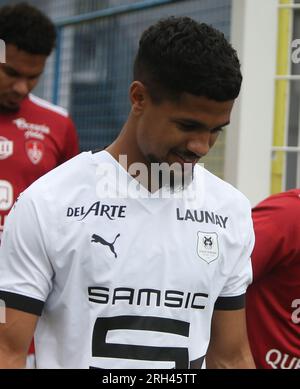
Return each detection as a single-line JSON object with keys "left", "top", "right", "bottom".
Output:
{"left": 0, "top": 94, "right": 79, "bottom": 242}
{"left": 1, "top": 94, "right": 79, "bottom": 357}
{"left": 246, "top": 189, "right": 300, "bottom": 369}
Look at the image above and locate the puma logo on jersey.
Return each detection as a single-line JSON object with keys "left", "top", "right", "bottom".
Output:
{"left": 91, "top": 233, "right": 120, "bottom": 258}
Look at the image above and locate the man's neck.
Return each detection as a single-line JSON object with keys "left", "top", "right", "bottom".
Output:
{"left": 106, "top": 120, "right": 148, "bottom": 171}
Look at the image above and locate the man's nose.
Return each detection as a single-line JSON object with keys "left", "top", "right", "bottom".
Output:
{"left": 186, "top": 132, "right": 211, "bottom": 157}
{"left": 12, "top": 78, "right": 30, "bottom": 96}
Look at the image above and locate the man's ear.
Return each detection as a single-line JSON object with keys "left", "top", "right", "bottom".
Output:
{"left": 129, "top": 81, "right": 148, "bottom": 115}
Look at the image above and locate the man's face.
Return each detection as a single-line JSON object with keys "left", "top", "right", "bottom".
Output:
{"left": 0, "top": 44, "right": 47, "bottom": 112}
{"left": 131, "top": 83, "right": 234, "bottom": 186}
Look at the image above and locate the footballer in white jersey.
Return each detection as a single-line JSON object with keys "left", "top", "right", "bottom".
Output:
{"left": 0, "top": 16, "right": 255, "bottom": 369}
{"left": 0, "top": 150, "right": 253, "bottom": 368}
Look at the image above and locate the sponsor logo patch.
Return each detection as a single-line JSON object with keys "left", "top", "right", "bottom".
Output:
{"left": 14, "top": 117, "right": 50, "bottom": 140}
{"left": 197, "top": 231, "right": 219, "bottom": 263}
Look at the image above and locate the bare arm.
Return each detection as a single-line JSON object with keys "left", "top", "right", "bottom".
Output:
{"left": 0, "top": 308, "right": 38, "bottom": 368}
{"left": 206, "top": 308, "right": 255, "bottom": 369}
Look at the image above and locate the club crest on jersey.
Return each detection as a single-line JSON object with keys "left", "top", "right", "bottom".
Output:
{"left": 0, "top": 137, "right": 13, "bottom": 159}
{"left": 25, "top": 140, "right": 44, "bottom": 165}
{"left": 197, "top": 232, "right": 219, "bottom": 263}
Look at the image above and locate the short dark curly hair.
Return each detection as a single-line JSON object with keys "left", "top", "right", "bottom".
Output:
{"left": 0, "top": 2, "right": 56, "bottom": 55}
{"left": 134, "top": 16, "right": 242, "bottom": 103}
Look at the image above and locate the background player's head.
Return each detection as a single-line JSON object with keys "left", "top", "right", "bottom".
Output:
{"left": 0, "top": 2, "right": 56, "bottom": 112}
{"left": 128, "top": 16, "right": 242, "bottom": 174}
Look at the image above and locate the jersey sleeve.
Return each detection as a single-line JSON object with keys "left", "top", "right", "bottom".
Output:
{"left": 215, "top": 201, "right": 254, "bottom": 310}
{"left": 251, "top": 192, "right": 300, "bottom": 282}
{"left": 0, "top": 190, "right": 53, "bottom": 316}
{"left": 59, "top": 116, "right": 79, "bottom": 164}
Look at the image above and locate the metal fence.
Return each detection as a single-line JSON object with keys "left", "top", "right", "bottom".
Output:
{"left": 0, "top": 0, "right": 232, "bottom": 178}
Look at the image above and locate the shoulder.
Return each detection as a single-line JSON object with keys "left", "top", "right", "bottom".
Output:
{"left": 252, "top": 190, "right": 300, "bottom": 240}
{"left": 197, "top": 166, "right": 252, "bottom": 214}
{"left": 27, "top": 94, "right": 70, "bottom": 120}
{"left": 251, "top": 190, "right": 300, "bottom": 273}
{"left": 24, "top": 152, "right": 91, "bottom": 202}
{"left": 7, "top": 153, "right": 92, "bottom": 253}
{"left": 253, "top": 189, "right": 300, "bottom": 221}
{"left": 192, "top": 166, "right": 253, "bottom": 247}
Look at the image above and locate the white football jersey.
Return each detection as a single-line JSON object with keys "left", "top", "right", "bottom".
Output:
{"left": 0, "top": 150, "right": 254, "bottom": 368}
